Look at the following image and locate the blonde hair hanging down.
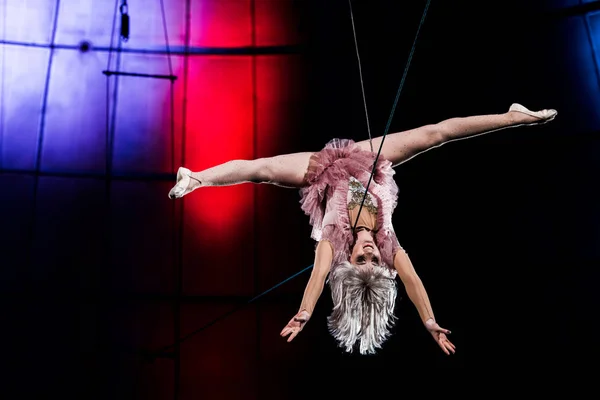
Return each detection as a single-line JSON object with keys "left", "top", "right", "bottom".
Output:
{"left": 327, "top": 261, "right": 398, "bottom": 355}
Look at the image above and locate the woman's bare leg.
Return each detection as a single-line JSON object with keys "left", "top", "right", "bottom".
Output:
{"left": 168, "top": 152, "right": 313, "bottom": 199}
{"left": 356, "top": 104, "right": 557, "bottom": 167}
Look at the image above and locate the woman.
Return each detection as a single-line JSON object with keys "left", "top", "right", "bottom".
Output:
{"left": 168, "top": 103, "right": 557, "bottom": 355}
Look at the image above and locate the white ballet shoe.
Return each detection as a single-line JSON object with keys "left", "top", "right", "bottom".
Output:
{"left": 168, "top": 167, "right": 201, "bottom": 199}
{"left": 509, "top": 103, "right": 558, "bottom": 125}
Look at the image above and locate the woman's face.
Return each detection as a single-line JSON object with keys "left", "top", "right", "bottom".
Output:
{"left": 350, "top": 229, "right": 381, "bottom": 268}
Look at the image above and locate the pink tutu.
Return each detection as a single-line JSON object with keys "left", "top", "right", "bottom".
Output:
{"left": 299, "top": 139, "right": 401, "bottom": 268}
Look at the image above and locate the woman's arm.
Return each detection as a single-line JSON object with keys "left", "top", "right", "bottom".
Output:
{"left": 280, "top": 240, "right": 333, "bottom": 342}
{"left": 298, "top": 240, "right": 334, "bottom": 315}
{"left": 393, "top": 249, "right": 435, "bottom": 323}
{"left": 393, "top": 248, "right": 456, "bottom": 354}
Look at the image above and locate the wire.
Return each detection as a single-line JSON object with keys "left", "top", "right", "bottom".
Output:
{"left": 348, "top": 0, "right": 373, "bottom": 153}
{"left": 144, "top": 264, "right": 315, "bottom": 361}
{"left": 352, "top": 0, "right": 432, "bottom": 233}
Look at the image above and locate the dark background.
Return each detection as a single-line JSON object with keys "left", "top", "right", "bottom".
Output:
{"left": 1, "top": 0, "right": 599, "bottom": 398}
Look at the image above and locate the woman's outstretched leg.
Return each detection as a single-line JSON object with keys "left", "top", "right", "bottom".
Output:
{"left": 168, "top": 152, "right": 313, "bottom": 199}
{"left": 357, "top": 103, "right": 557, "bottom": 167}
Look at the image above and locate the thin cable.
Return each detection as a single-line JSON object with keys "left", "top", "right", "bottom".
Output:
{"left": 159, "top": 0, "right": 174, "bottom": 77}
{"left": 159, "top": 0, "right": 175, "bottom": 173}
{"left": 145, "top": 264, "right": 315, "bottom": 359}
{"left": 158, "top": 0, "right": 178, "bottom": 395}
{"left": 348, "top": 0, "right": 373, "bottom": 153}
{"left": 27, "top": 0, "right": 61, "bottom": 269}
{"left": 105, "top": 0, "right": 120, "bottom": 184}
{"left": 104, "top": 2, "right": 122, "bottom": 348}
{"left": 157, "top": 0, "right": 176, "bottom": 197}
{"left": 107, "top": 0, "right": 120, "bottom": 78}
{"left": 33, "top": 0, "right": 61, "bottom": 174}
{"left": 107, "top": 37, "right": 123, "bottom": 192}
{"left": 352, "top": 0, "right": 431, "bottom": 232}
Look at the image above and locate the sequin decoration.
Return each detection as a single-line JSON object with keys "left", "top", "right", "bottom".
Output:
{"left": 347, "top": 177, "right": 378, "bottom": 215}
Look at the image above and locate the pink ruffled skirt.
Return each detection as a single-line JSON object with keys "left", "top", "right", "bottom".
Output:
{"left": 299, "top": 138, "right": 400, "bottom": 266}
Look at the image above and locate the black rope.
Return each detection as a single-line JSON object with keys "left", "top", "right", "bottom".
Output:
{"left": 27, "top": 0, "right": 61, "bottom": 269}
{"left": 160, "top": 0, "right": 174, "bottom": 78}
{"left": 157, "top": 0, "right": 180, "bottom": 395}
{"left": 105, "top": 0, "right": 123, "bottom": 194}
{"left": 143, "top": 264, "right": 315, "bottom": 362}
{"left": 348, "top": 0, "right": 373, "bottom": 153}
{"left": 352, "top": 0, "right": 432, "bottom": 233}
{"left": 106, "top": 0, "right": 120, "bottom": 78}
{"left": 33, "top": 0, "right": 61, "bottom": 174}
{"left": 159, "top": 0, "right": 176, "bottom": 192}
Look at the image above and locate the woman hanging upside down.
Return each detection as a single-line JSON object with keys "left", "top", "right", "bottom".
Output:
{"left": 168, "top": 103, "right": 557, "bottom": 355}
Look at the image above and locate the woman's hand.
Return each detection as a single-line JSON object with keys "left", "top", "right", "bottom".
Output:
{"left": 280, "top": 310, "right": 311, "bottom": 343}
{"left": 424, "top": 318, "right": 456, "bottom": 355}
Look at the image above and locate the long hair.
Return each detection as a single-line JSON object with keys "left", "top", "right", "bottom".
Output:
{"left": 327, "top": 261, "right": 398, "bottom": 355}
